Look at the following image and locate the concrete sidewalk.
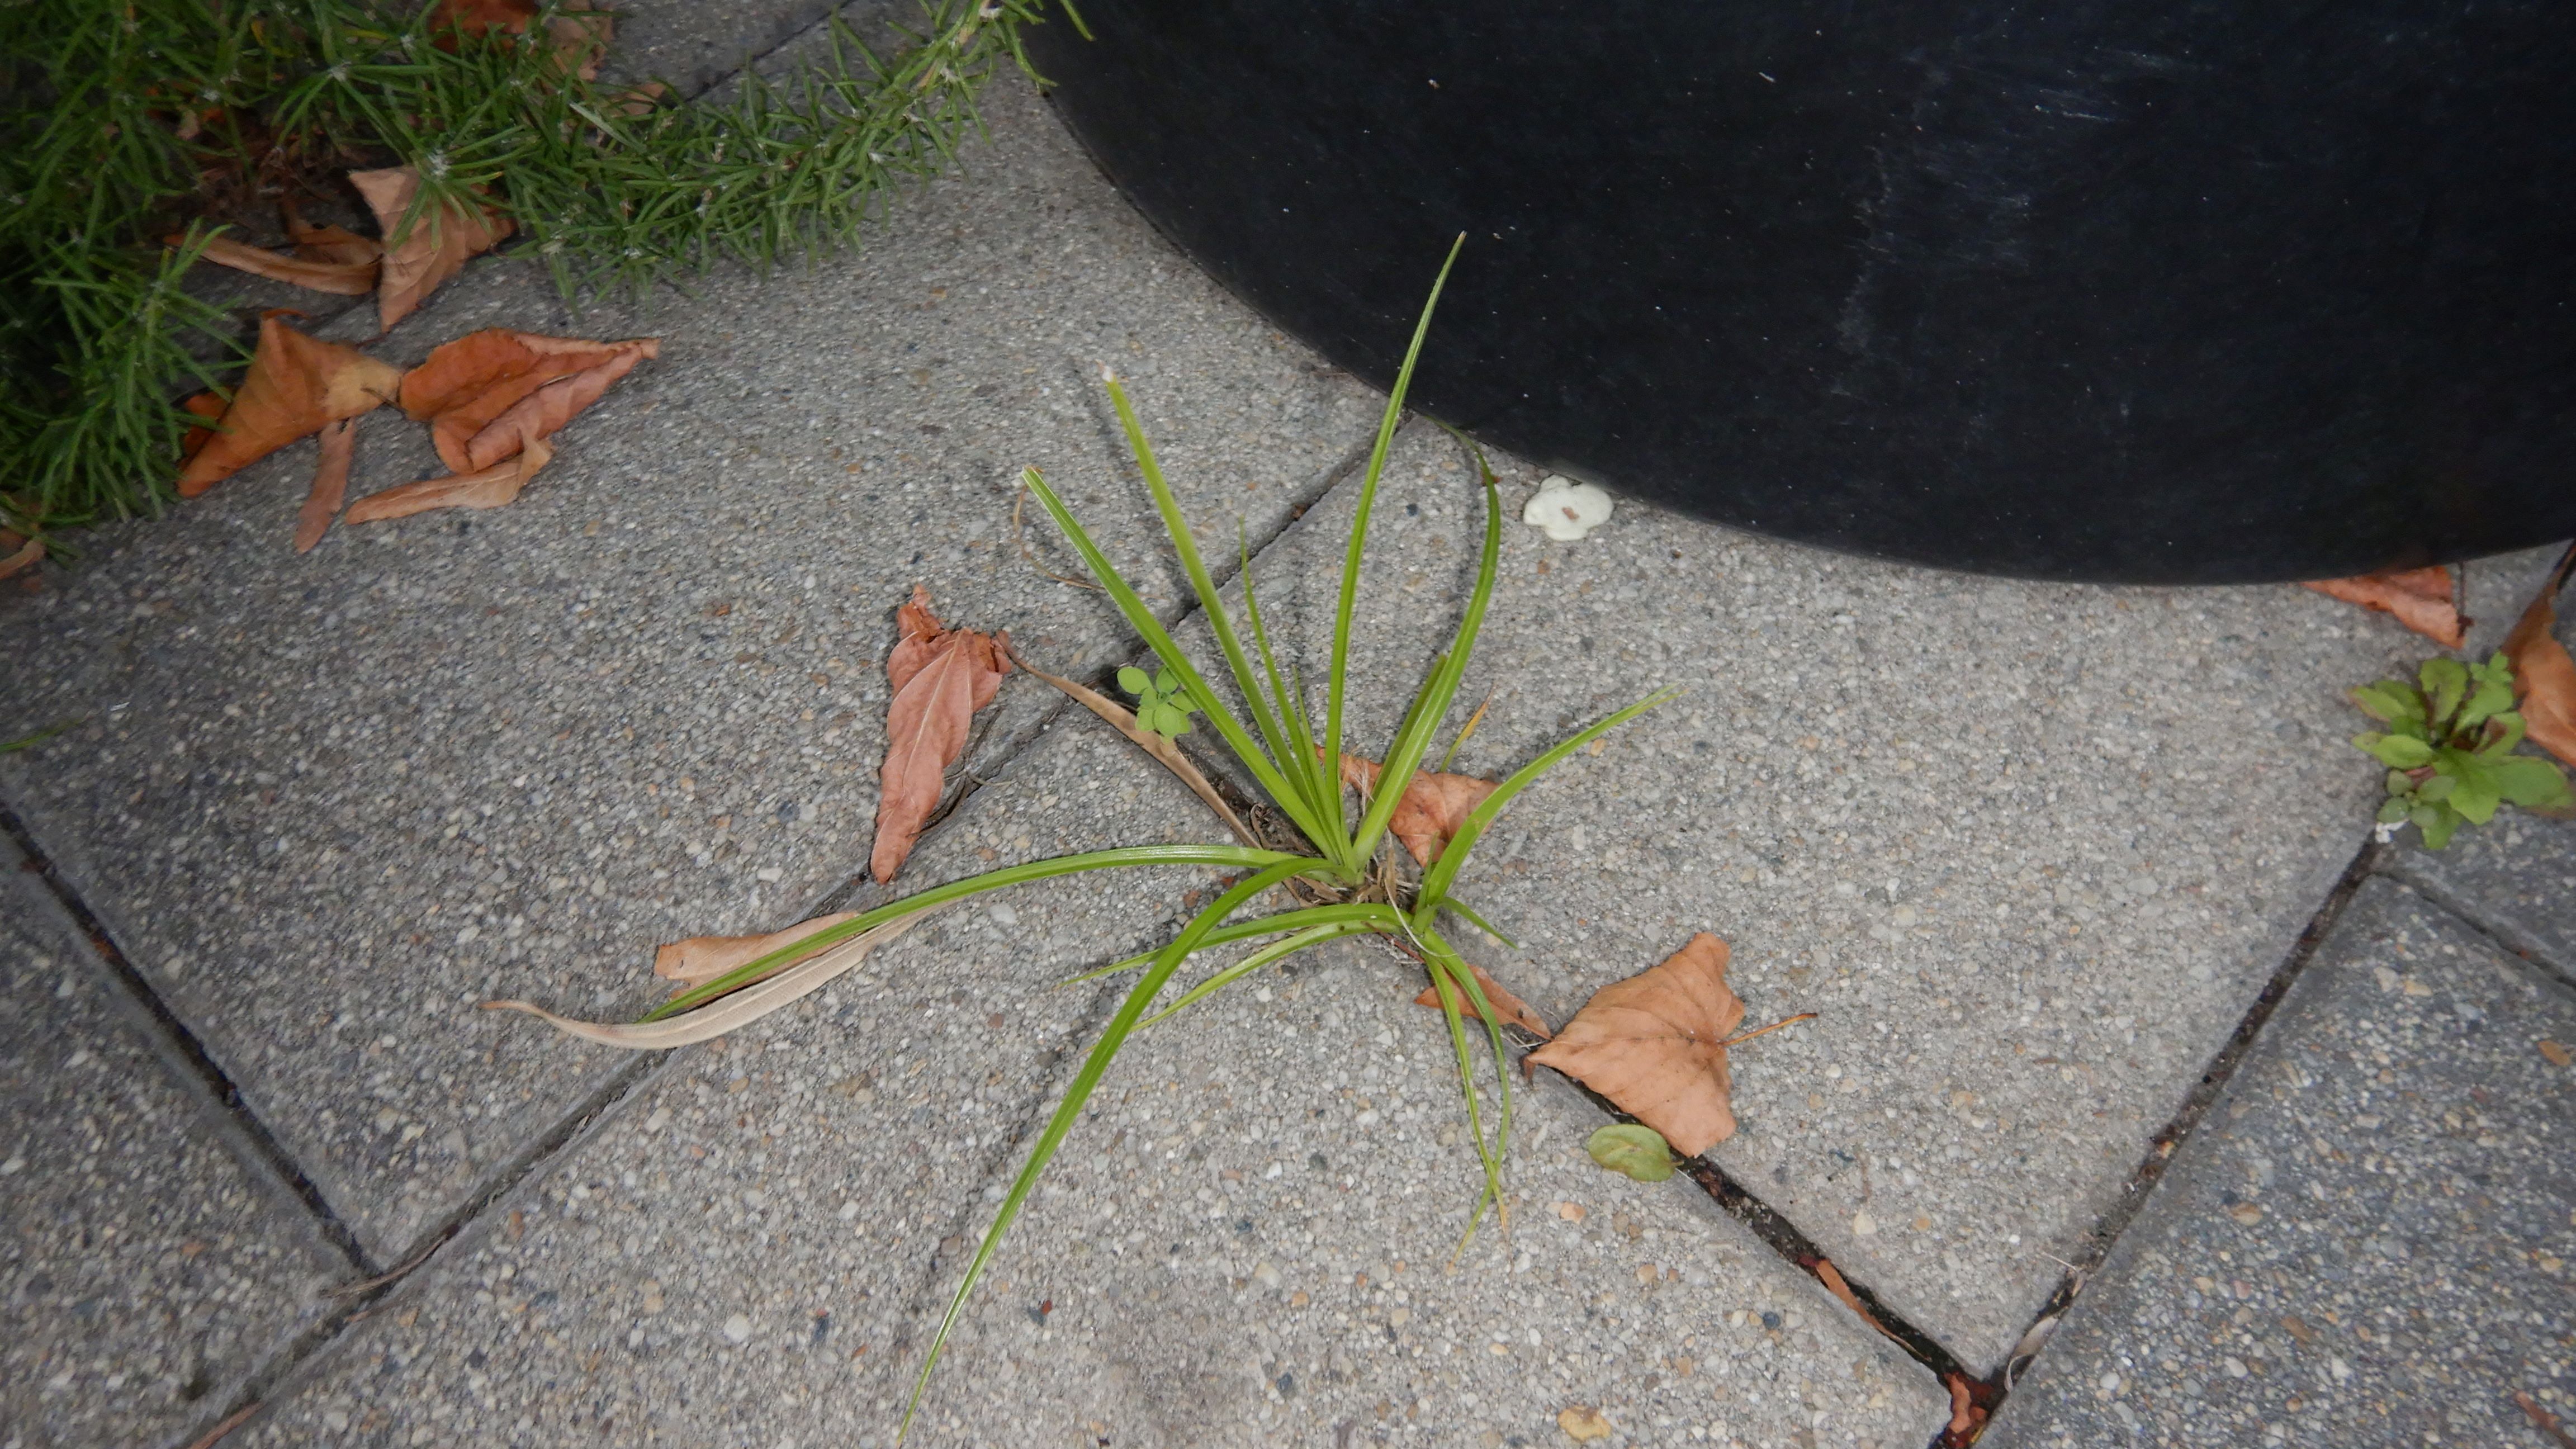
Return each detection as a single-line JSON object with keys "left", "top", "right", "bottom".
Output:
{"left": 4, "top": 17, "right": 2571, "bottom": 1449}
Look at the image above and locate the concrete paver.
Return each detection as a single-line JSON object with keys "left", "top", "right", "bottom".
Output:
{"left": 233, "top": 694, "right": 1943, "bottom": 1449}
{"left": 1, "top": 837, "right": 342, "bottom": 1449}
{"left": 204, "top": 708, "right": 1284, "bottom": 1446}
{"left": 932, "top": 937, "right": 1948, "bottom": 1449}
{"left": 0, "top": 74, "right": 1375, "bottom": 1265}
{"left": 1980, "top": 878, "right": 2576, "bottom": 1448}
{"left": 1199, "top": 421, "right": 2431, "bottom": 1373}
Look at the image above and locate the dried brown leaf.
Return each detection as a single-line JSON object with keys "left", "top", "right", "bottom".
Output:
{"left": 2521, "top": 1390, "right": 2576, "bottom": 1449}
{"left": 2302, "top": 566, "right": 2468, "bottom": 649}
{"left": 655, "top": 911, "right": 859, "bottom": 991}
{"left": 1337, "top": 753, "right": 1497, "bottom": 866}
{"left": 283, "top": 204, "right": 383, "bottom": 267}
{"left": 349, "top": 165, "right": 513, "bottom": 333}
{"left": 398, "top": 329, "right": 655, "bottom": 472}
{"left": 2503, "top": 544, "right": 2576, "bottom": 769}
{"left": 461, "top": 338, "right": 656, "bottom": 468}
{"left": 344, "top": 430, "right": 551, "bottom": 524}
{"left": 1944, "top": 1375, "right": 1990, "bottom": 1443}
{"left": 295, "top": 416, "right": 357, "bottom": 553}
{"left": 426, "top": 0, "right": 537, "bottom": 37}
{"left": 178, "top": 390, "right": 228, "bottom": 464}
{"left": 428, "top": 0, "right": 609, "bottom": 75}
{"left": 1811, "top": 1257, "right": 1903, "bottom": 1344}
{"left": 1526, "top": 934, "right": 1746, "bottom": 1156}
{"left": 872, "top": 587, "right": 1010, "bottom": 883}
{"left": 1412, "top": 960, "right": 1551, "bottom": 1038}
{"left": 0, "top": 532, "right": 41, "bottom": 582}
{"left": 178, "top": 315, "right": 402, "bottom": 498}
{"left": 179, "top": 233, "right": 378, "bottom": 295}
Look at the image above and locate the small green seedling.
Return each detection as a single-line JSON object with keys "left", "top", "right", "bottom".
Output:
{"left": 1118, "top": 665, "right": 1199, "bottom": 738}
{"left": 2350, "top": 654, "right": 2573, "bottom": 848}
{"left": 1585, "top": 1123, "right": 1677, "bottom": 1182}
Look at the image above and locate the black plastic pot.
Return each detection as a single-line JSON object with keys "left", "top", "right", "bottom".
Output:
{"left": 1026, "top": 2, "right": 2576, "bottom": 583}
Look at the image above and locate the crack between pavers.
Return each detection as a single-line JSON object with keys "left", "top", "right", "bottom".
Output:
{"left": 162, "top": 400, "right": 1395, "bottom": 1436}
{"left": 1892, "top": 834, "right": 2389, "bottom": 1447}
{"left": 2373, "top": 857, "right": 2576, "bottom": 990}
{"left": 162, "top": 1052, "right": 680, "bottom": 1449}
{"left": 0, "top": 799, "right": 378, "bottom": 1280}
{"left": 1540, "top": 834, "right": 2394, "bottom": 1448}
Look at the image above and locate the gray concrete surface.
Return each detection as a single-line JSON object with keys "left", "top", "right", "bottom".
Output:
{"left": 0, "top": 73, "right": 1375, "bottom": 1265}
{"left": 225, "top": 717, "right": 1247, "bottom": 1448}
{"left": 1980, "top": 878, "right": 2576, "bottom": 1448}
{"left": 13, "top": 7, "right": 2576, "bottom": 1445}
{"left": 1200, "top": 423, "right": 2437, "bottom": 1374}
{"left": 229, "top": 704, "right": 1944, "bottom": 1448}
{"left": 2385, "top": 818, "right": 2576, "bottom": 989}
{"left": 1, "top": 837, "right": 343, "bottom": 1449}
{"left": 933, "top": 935, "right": 1948, "bottom": 1449}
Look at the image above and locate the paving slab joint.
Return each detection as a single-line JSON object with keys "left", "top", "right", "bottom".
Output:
{"left": 0, "top": 798, "right": 378, "bottom": 1278}
{"left": 1911, "top": 832, "right": 2389, "bottom": 1446}
{"left": 189, "top": 1052, "right": 680, "bottom": 1448}
{"left": 2374, "top": 852, "right": 2576, "bottom": 987}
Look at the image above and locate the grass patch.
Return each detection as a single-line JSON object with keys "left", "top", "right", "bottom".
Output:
{"left": 1, "top": 0, "right": 1079, "bottom": 542}
{"left": 504, "top": 244, "right": 1675, "bottom": 1431}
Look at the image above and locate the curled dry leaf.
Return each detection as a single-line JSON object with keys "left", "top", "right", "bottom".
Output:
{"left": 0, "top": 531, "right": 41, "bottom": 582}
{"left": 429, "top": 0, "right": 612, "bottom": 78}
{"left": 344, "top": 430, "right": 551, "bottom": 524}
{"left": 487, "top": 904, "right": 946, "bottom": 1050}
{"left": 399, "top": 329, "right": 659, "bottom": 472}
{"left": 2503, "top": 544, "right": 2576, "bottom": 769}
{"left": 872, "top": 586, "right": 1011, "bottom": 883}
{"left": 1338, "top": 753, "right": 1496, "bottom": 866}
{"left": 178, "top": 232, "right": 379, "bottom": 295}
{"left": 1527, "top": 933, "right": 1746, "bottom": 1156}
{"left": 294, "top": 416, "right": 358, "bottom": 553}
{"left": 655, "top": 911, "right": 859, "bottom": 991}
{"left": 2302, "top": 566, "right": 2468, "bottom": 649}
{"left": 1811, "top": 1257, "right": 1902, "bottom": 1345}
{"left": 1412, "top": 959, "right": 1551, "bottom": 1038}
{"left": 283, "top": 204, "right": 383, "bottom": 267}
{"left": 178, "top": 315, "right": 402, "bottom": 497}
{"left": 461, "top": 339, "right": 655, "bottom": 468}
{"left": 1943, "top": 1374, "right": 1992, "bottom": 1445}
{"left": 349, "top": 165, "right": 514, "bottom": 333}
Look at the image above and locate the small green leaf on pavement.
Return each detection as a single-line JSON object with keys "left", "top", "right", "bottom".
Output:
{"left": 1585, "top": 1123, "right": 1677, "bottom": 1182}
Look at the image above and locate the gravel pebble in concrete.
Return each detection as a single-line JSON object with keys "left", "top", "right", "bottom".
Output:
{"left": 0, "top": 74, "right": 1375, "bottom": 1265}
{"left": 1202, "top": 422, "right": 2430, "bottom": 1373}
{"left": 1981, "top": 877, "right": 2576, "bottom": 1448}
{"left": 925, "top": 940, "right": 1949, "bottom": 1449}
{"left": 1, "top": 837, "right": 341, "bottom": 1449}
{"left": 231, "top": 718, "right": 1315, "bottom": 1448}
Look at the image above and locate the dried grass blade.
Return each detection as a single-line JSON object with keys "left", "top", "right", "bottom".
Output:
{"left": 485, "top": 902, "right": 948, "bottom": 1048}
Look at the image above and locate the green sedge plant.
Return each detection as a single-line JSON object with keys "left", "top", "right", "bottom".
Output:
{"left": 617, "top": 242, "right": 1673, "bottom": 1432}
{"left": 2349, "top": 653, "right": 2573, "bottom": 847}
